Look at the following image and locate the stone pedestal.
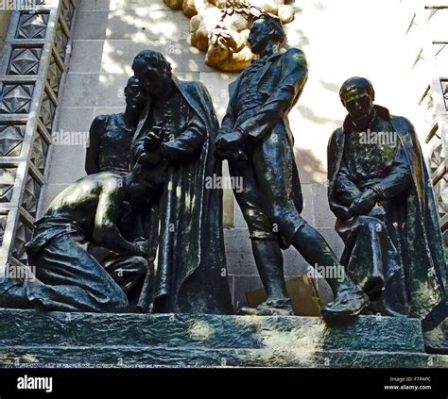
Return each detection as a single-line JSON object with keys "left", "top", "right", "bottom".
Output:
{"left": 0, "top": 310, "right": 446, "bottom": 368}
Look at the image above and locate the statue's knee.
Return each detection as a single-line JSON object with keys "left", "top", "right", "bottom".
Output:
{"left": 104, "top": 290, "right": 129, "bottom": 312}
{"left": 270, "top": 202, "right": 297, "bottom": 227}
{"left": 97, "top": 282, "right": 129, "bottom": 312}
{"left": 244, "top": 208, "right": 274, "bottom": 236}
{"left": 292, "top": 219, "right": 320, "bottom": 243}
{"left": 244, "top": 208, "right": 268, "bottom": 226}
{"left": 270, "top": 204, "right": 283, "bottom": 223}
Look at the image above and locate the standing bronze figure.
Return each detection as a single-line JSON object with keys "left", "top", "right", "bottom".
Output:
{"left": 216, "top": 15, "right": 368, "bottom": 317}
{"left": 328, "top": 76, "right": 448, "bottom": 352}
{"left": 131, "top": 50, "right": 233, "bottom": 314}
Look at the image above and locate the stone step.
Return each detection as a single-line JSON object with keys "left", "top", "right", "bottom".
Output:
{"left": 0, "top": 310, "right": 424, "bottom": 353}
{"left": 1, "top": 309, "right": 445, "bottom": 368}
{"left": 0, "top": 347, "right": 447, "bottom": 368}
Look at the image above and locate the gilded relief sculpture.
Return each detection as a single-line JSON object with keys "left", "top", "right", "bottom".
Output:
{"left": 164, "top": 0, "right": 295, "bottom": 71}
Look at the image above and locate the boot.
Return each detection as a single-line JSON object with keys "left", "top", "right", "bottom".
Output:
{"left": 291, "top": 223, "right": 369, "bottom": 319}
{"left": 239, "top": 239, "right": 293, "bottom": 315}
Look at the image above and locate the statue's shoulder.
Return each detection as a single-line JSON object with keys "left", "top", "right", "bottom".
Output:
{"left": 178, "top": 80, "right": 212, "bottom": 101}
{"left": 327, "top": 127, "right": 344, "bottom": 156}
{"left": 179, "top": 80, "right": 207, "bottom": 94}
{"left": 282, "top": 48, "right": 307, "bottom": 65}
{"left": 390, "top": 114, "right": 417, "bottom": 141}
{"left": 89, "top": 114, "right": 109, "bottom": 139}
{"left": 91, "top": 114, "right": 108, "bottom": 128}
{"left": 285, "top": 47, "right": 305, "bottom": 57}
{"left": 391, "top": 114, "right": 414, "bottom": 130}
{"left": 329, "top": 126, "right": 344, "bottom": 144}
{"left": 93, "top": 114, "right": 108, "bottom": 123}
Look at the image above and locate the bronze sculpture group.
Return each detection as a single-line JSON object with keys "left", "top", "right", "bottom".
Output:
{"left": 0, "top": 14, "right": 446, "bottom": 352}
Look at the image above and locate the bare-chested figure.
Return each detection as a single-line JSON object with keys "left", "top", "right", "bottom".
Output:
{"left": 85, "top": 76, "right": 145, "bottom": 174}
{"left": 0, "top": 165, "right": 154, "bottom": 312}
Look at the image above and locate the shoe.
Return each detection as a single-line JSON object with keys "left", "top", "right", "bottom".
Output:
{"left": 240, "top": 298, "right": 294, "bottom": 316}
{"left": 321, "top": 286, "right": 370, "bottom": 321}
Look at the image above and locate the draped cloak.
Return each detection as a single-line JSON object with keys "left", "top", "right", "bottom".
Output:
{"left": 328, "top": 106, "right": 448, "bottom": 333}
{"left": 132, "top": 79, "right": 233, "bottom": 314}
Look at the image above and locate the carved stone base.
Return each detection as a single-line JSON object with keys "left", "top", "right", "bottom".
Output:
{"left": 0, "top": 310, "right": 446, "bottom": 368}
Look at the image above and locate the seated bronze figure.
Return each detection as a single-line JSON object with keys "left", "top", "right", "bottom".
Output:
{"left": 328, "top": 76, "right": 448, "bottom": 351}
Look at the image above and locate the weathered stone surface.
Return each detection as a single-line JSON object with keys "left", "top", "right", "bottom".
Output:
{"left": 72, "top": 11, "right": 110, "bottom": 40}
{"left": 0, "top": 311, "right": 424, "bottom": 351}
{"left": 313, "top": 183, "right": 337, "bottom": 228}
{"left": 68, "top": 41, "right": 105, "bottom": 74}
{"left": 1, "top": 347, "right": 447, "bottom": 369}
{"left": 101, "top": 39, "right": 213, "bottom": 74}
{"left": 0, "top": 310, "right": 442, "bottom": 368}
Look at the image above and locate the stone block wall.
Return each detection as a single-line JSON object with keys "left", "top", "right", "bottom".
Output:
{"left": 0, "top": 11, "right": 11, "bottom": 51}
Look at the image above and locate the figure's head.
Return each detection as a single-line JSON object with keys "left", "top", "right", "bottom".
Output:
{"left": 248, "top": 14, "right": 286, "bottom": 55}
{"left": 132, "top": 50, "right": 173, "bottom": 98}
{"left": 339, "top": 77, "right": 375, "bottom": 123}
{"left": 124, "top": 76, "right": 145, "bottom": 113}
